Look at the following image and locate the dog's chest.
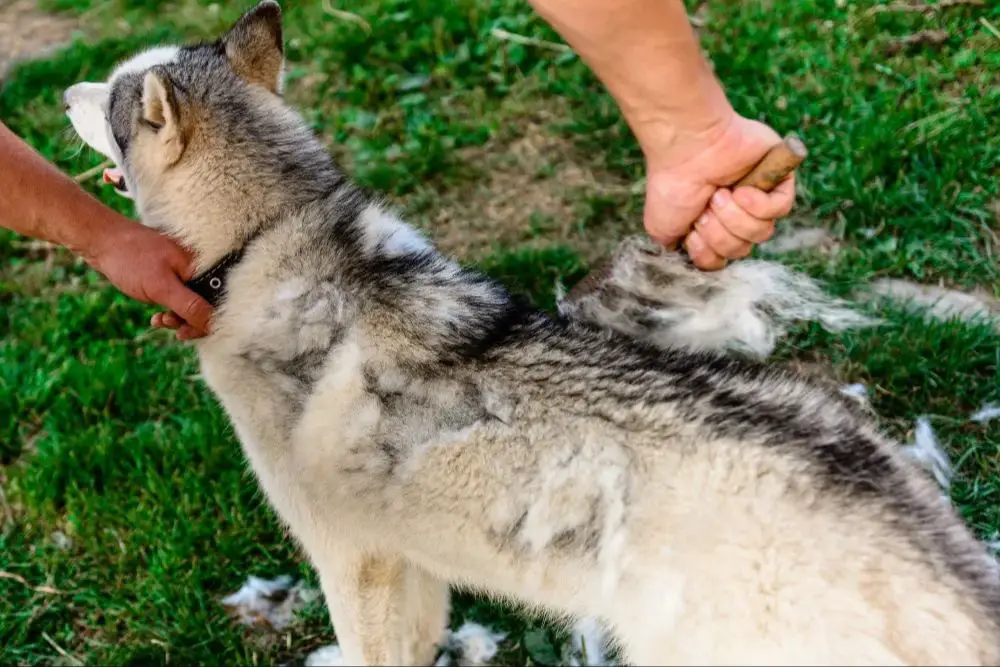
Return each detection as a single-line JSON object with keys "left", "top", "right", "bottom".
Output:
{"left": 202, "top": 278, "right": 350, "bottom": 406}
{"left": 195, "top": 341, "right": 340, "bottom": 523}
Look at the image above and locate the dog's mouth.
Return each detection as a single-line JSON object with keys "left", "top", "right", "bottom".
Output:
{"left": 102, "top": 167, "right": 128, "bottom": 193}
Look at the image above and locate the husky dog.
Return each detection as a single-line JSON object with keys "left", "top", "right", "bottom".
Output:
{"left": 64, "top": 3, "right": 1000, "bottom": 664}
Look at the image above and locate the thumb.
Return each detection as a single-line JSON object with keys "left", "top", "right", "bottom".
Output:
{"left": 155, "top": 278, "right": 214, "bottom": 335}
{"left": 166, "top": 242, "right": 199, "bottom": 282}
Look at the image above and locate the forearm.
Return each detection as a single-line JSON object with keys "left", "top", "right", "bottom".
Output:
{"left": 527, "top": 0, "right": 733, "bottom": 158}
{"left": 0, "top": 120, "right": 124, "bottom": 257}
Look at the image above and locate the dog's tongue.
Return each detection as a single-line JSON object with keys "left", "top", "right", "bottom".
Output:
{"left": 102, "top": 167, "right": 124, "bottom": 187}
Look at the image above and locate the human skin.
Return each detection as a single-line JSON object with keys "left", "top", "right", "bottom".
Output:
{"left": 0, "top": 120, "right": 211, "bottom": 339}
{"left": 526, "top": 0, "right": 796, "bottom": 270}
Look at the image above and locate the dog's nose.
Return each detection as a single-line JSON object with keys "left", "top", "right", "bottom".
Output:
{"left": 62, "top": 89, "right": 72, "bottom": 112}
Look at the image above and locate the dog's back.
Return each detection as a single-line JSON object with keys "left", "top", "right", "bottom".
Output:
{"left": 483, "top": 317, "right": 1000, "bottom": 664}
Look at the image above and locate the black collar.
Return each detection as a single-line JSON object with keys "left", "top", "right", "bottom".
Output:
{"left": 185, "top": 247, "right": 247, "bottom": 307}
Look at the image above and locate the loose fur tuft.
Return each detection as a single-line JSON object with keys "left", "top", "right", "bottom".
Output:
{"left": 558, "top": 236, "right": 880, "bottom": 359}
{"left": 900, "top": 416, "right": 954, "bottom": 492}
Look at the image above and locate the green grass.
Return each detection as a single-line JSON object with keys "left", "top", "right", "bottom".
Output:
{"left": 2, "top": 0, "right": 999, "bottom": 664}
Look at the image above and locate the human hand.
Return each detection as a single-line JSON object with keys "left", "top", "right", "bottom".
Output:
{"left": 641, "top": 113, "right": 797, "bottom": 270}
{"left": 84, "top": 216, "right": 213, "bottom": 340}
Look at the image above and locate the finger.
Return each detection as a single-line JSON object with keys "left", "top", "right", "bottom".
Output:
{"left": 154, "top": 279, "right": 213, "bottom": 334}
{"left": 695, "top": 211, "right": 753, "bottom": 260}
{"left": 167, "top": 242, "right": 199, "bottom": 282}
{"left": 731, "top": 173, "right": 796, "bottom": 220}
{"left": 709, "top": 188, "right": 776, "bottom": 244}
{"left": 683, "top": 230, "right": 728, "bottom": 271}
{"left": 176, "top": 324, "right": 203, "bottom": 341}
{"left": 151, "top": 311, "right": 183, "bottom": 330}
{"left": 643, "top": 180, "right": 703, "bottom": 249}
{"left": 160, "top": 312, "right": 183, "bottom": 329}
{"left": 644, "top": 214, "right": 686, "bottom": 251}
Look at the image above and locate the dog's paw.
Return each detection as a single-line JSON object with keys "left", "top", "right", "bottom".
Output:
{"left": 559, "top": 236, "right": 879, "bottom": 359}
{"left": 305, "top": 644, "right": 343, "bottom": 666}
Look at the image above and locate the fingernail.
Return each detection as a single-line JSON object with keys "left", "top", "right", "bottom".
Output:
{"left": 712, "top": 189, "right": 730, "bottom": 208}
{"left": 696, "top": 214, "right": 708, "bottom": 227}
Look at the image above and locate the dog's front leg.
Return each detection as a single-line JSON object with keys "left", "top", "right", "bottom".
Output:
{"left": 316, "top": 549, "right": 448, "bottom": 666}
{"left": 399, "top": 564, "right": 450, "bottom": 665}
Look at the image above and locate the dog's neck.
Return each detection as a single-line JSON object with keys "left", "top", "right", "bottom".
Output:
{"left": 176, "top": 174, "right": 347, "bottom": 305}
{"left": 175, "top": 199, "right": 297, "bottom": 306}
{"left": 184, "top": 248, "right": 243, "bottom": 306}
{"left": 136, "top": 99, "right": 343, "bottom": 273}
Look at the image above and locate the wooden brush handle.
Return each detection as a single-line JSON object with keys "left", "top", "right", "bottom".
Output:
{"left": 732, "top": 134, "right": 808, "bottom": 192}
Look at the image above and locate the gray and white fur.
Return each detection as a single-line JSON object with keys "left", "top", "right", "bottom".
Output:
{"left": 63, "top": 3, "right": 1000, "bottom": 665}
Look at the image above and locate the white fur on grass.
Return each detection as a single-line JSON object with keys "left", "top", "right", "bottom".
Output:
{"left": 435, "top": 621, "right": 507, "bottom": 666}
{"left": 567, "top": 617, "right": 611, "bottom": 666}
{"left": 900, "top": 417, "right": 953, "bottom": 492}
{"left": 221, "top": 575, "right": 318, "bottom": 630}
{"left": 838, "top": 383, "right": 870, "bottom": 409}
{"left": 971, "top": 404, "right": 1000, "bottom": 424}
{"left": 305, "top": 644, "right": 343, "bottom": 666}
{"left": 839, "top": 383, "right": 868, "bottom": 399}
{"left": 865, "top": 279, "right": 1000, "bottom": 331}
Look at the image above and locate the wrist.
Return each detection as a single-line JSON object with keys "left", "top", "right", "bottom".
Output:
{"left": 62, "top": 198, "right": 132, "bottom": 269}
{"left": 628, "top": 86, "right": 737, "bottom": 171}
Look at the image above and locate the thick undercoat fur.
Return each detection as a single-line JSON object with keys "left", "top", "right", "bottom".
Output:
{"left": 64, "top": 3, "right": 1000, "bottom": 664}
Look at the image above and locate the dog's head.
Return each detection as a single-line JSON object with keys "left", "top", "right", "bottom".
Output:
{"left": 63, "top": 1, "right": 321, "bottom": 247}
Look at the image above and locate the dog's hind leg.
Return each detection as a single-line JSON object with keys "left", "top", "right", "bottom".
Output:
{"left": 315, "top": 547, "right": 447, "bottom": 666}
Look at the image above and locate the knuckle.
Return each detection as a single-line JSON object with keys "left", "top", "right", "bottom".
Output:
{"left": 703, "top": 222, "right": 740, "bottom": 257}
{"left": 705, "top": 256, "right": 727, "bottom": 271}
{"left": 733, "top": 189, "right": 764, "bottom": 217}
{"left": 646, "top": 210, "right": 691, "bottom": 241}
{"left": 729, "top": 216, "right": 773, "bottom": 244}
{"left": 692, "top": 247, "right": 722, "bottom": 270}
{"left": 752, "top": 221, "right": 777, "bottom": 243}
{"left": 717, "top": 202, "right": 757, "bottom": 235}
{"left": 184, "top": 297, "right": 210, "bottom": 328}
{"left": 699, "top": 232, "right": 726, "bottom": 258}
{"left": 748, "top": 200, "right": 773, "bottom": 221}
{"left": 731, "top": 242, "right": 753, "bottom": 259}
{"left": 647, "top": 223, "right": 682, "bottom": 246}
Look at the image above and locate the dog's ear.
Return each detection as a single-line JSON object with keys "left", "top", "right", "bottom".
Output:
{"left": 141, "top": 67, "right": 185, "bottom": 165}
{"left": 222, "top": 0, "right": 284, "bottom": 94}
